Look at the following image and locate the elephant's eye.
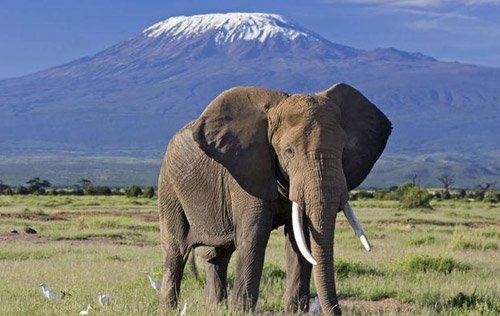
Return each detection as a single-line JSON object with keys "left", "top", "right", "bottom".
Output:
{"left": 284, "top": 146, "right": 295, "bottom": 158}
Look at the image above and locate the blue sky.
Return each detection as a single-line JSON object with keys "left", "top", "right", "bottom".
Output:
{"left": 0, "top": 0, "right": 499, "bottom": 78}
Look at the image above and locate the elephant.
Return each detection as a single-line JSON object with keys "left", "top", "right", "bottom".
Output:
{"left": 157, "top": 83, "right": 391, "bottom": 315}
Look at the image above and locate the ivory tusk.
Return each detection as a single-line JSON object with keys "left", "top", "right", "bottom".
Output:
{"left": 292, "top": 202, "right": 318, "bottom": 265}
{"left": 343, "top": 202, "right": 372, "bottom": 251}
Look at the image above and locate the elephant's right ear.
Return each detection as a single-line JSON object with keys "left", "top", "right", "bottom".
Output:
{"left": 318, "top": 83, "right": 392, "bottom": 191}
{"left": 192, "top": 87, "right": 288, "bottom": 200}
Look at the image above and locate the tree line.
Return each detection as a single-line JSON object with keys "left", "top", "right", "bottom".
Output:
{"left": 0, "top": 178, "right": 155, "bottom": 198}
{"left": 0, "top": 175, "right": 497, "bottom": 204}
{"left": 350, "top": 173, "right": 498, "bottom": 208}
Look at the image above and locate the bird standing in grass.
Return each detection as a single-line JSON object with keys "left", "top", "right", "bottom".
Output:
{"left": 309, "top": 296, "right": 321, "bottom": 314}
{"left": 144, "top": 272, "right": 161, "bottom": 291}
{"left": 39, "top": 283, "right": 57, "bottom": 300}
{"left": 179, "top": 299, "right": 187, "bottom": 316}
{"left": 98, "top": 292, "right": 112, "bottom": 306}
{"left": 79, "top": 305, "right": 93, "bottom": 316}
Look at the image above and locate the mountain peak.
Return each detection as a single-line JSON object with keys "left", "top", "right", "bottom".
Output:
{"left": 142, "top": 12, "right": 316, "bottom": 43}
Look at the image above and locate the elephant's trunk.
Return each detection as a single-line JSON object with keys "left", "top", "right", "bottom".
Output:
{"left": 308, "top": 192, "right": 341, "bottom": 316}
{"left": 288, "top": 158, "right": 346, "bottom": 315}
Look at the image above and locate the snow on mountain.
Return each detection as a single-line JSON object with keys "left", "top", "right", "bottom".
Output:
{"left": 142, "top": 12, "right": 315, "bottom": 43}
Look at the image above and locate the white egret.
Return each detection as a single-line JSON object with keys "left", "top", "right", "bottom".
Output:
{"left": 98, "top": 292, "right": 112, "bottom": 306}
{"left": 309, "top": 296, "right": 321, "bottom": 314}
{"left": 79, "top": 305, "right": 93, "bottom": 316}
{"left": 144, "top": 272, "right": 161, "bottom": 291}
{"left": 39, "top": 283, "right": 57, "bottom": 300}
{"left": 180, "top": 299, "right": 187, "bottom": 316}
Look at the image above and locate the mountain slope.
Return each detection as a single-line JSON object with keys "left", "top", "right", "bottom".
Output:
{"left": 0, "top": 12, "right": 498, "bottom": 187}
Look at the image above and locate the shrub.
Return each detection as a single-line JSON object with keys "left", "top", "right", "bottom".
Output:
{"left": 450, "top": 231, "right": 498, "bottom": 251}
{"left": 125, "top": 185, "right": 142, "bottom": 197}
{"left": 483, "top": 192, "right": 498, "bottom": 204}
{"left": 15, "top": 186, "right": 30, "bottom": 195}
{"left": 335, "top": 259, "right": 382, "bottom": 278}
{"left": 94, "top": 186, "right": 112, "bottom": 195}
{"left": 374, "top": 189, "right": 399, "bottom": 201}
{"left": 357, "top": 190, "right": 374, "bottom": 199}
{"left": 448, "top": 292, "right": 500, "bottom": 312}
{"left": 83, "top": 186, "right": 97, "bottom": 195}
{"left": 142, "top": 186, "right": 155, "bottom": 198}
{"left": 1, "top": 187, "right": 13, "bottom": 195}
{"left": 399, "top": 186, "right": 432, "bottom": 209}
{"left": 408, "top": 236, "right": 436, "bottom": 246}
{"left": 262, "top": 264, "right": 286, "bottom": 281}
{"left": 395, "top": 254, "right": 470, "bottom": 274}
{"left": 46, "top": 189, "right": 58, "bottom": 196}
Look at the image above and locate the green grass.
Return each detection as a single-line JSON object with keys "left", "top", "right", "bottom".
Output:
{"left": 0, "top": 196, "right": 498, "bottom": 315}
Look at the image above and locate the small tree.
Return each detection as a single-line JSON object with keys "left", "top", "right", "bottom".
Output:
{"left": 142, "top": 186, "right": 155, "bottom": 198}
{"left": 410, "top": 172, "right": 419, "bottom": 187}
{"left": 476, "top": 182, "right": 497, "bottom": 200}
{"left": 15, "top": 186, "right": 30, "bottom": 195}
{"left": 125, "top": 185, "right": 142, "bottom": 197}
{"left": 400, "top": 186, "right": 432, "bottom": 209}
{"left": 437, "top": 174, "right": 454, "bottom": 192}
{"left": 26, "top": 177, "right": 51, "bottom": 194}
{"left": 393, "top": 183, "right": 432, "bottom": 209}
{"left": 94, "top": 186, "right": 112, "bottom": 195}
{"left": 0, "top": 180, "right": 11, "bottom": 194}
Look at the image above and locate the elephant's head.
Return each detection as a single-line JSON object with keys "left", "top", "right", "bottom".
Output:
{"left": 192, "top": 83, "right": 391, "bottom": 314}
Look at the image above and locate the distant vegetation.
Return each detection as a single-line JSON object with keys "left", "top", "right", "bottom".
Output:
{"left": 1, "top": 177, "right": 498, "bottom": 206}
{"left": 0, "top": 178, "right": 156, "bottom": 199}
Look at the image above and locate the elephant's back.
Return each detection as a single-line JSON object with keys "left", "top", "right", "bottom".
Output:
{"left": 160, "top": 123, "right": 234, "bottom": 245}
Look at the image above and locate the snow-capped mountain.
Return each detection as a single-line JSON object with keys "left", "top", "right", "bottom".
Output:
{"left": 0, "top": 12, "right": 498, "bottom": 186}
{"left": 143, "top": 13, "right": 313, "bottom": 43}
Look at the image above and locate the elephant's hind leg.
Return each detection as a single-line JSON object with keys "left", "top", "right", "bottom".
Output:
{"left": 198, "top": 246, "right": 234, "bottom": 308}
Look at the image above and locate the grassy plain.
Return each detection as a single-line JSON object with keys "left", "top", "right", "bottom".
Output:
{"left": 0, "top": 196, "right": 498, "bottom": 315}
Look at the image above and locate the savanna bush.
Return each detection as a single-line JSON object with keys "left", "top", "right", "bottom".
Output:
{"left": 142, "top": 186, "right": 155, "bottom": 198}
{"left": 395, "top": 183, "right": 432, "bottom": 209}
{"left": 448, "top": 292, "right": 500, "bottom": 313}
{"left": 450, "top": 230, "right": 498, "bottom": 251}
{"left": 408, "top": 235, "right": 436, "bottom": 246}
{"left": 125, "top": 185, "right": 143, "bottom": 197}
{"left": 335, "top": 258, "right": 382, "bottom": 278}
{"left": 395, "top": 254, "right": 470, "bottom": 274}
{"left": 262, "top": 263, "right": 286, "bottom": 281}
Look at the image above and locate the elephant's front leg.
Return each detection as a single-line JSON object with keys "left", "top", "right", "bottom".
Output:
{"left": 231, "top": 198, "right": 274, "bottom": 311}
{"left": 283, "top": 218, "right": 313, "bottom": 313}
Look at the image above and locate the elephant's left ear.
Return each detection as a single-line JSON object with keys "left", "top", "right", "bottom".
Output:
{"left": 192, "top": 87, "right": 288, "bottom": 200}
{"left": 317, "top": 83, "right": 392, "bottom": 190}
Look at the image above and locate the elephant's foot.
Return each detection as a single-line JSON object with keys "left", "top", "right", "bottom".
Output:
{"left": 159, "top": 267, "right": 182, "bottom": 309}
{"left": 159, "top": 243, "right": 189, "bottom": 310}
{"left": 284, "top": 294, "right": 310, "bottom": 314}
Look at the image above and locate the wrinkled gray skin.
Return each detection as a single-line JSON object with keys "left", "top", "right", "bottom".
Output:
{"left": 158, "top": 83, "right": 391, "bottom": 315}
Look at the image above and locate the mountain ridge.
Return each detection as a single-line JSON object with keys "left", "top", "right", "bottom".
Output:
{"left": 0, "top": 12, "right": 498, "bottom": 187}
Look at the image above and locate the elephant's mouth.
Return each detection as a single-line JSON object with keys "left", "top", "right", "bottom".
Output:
{"left": 288, "top": 190, "right": 372, "bottom": 267}
{"left": 276, "top": 163, "right": 290, "bottom": 198}
{"left": 291, "top": 201, "right": 371, "bottom": 266}
{"left": 276, "top": 164, "right": 371, "bottom": 264}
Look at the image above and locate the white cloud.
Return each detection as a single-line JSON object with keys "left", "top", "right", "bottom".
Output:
{"left": 324, "top": 0, "right": 499, "bottom": 33}
{"left": 324, "top": 0, "right": 500, "bottom": 7}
